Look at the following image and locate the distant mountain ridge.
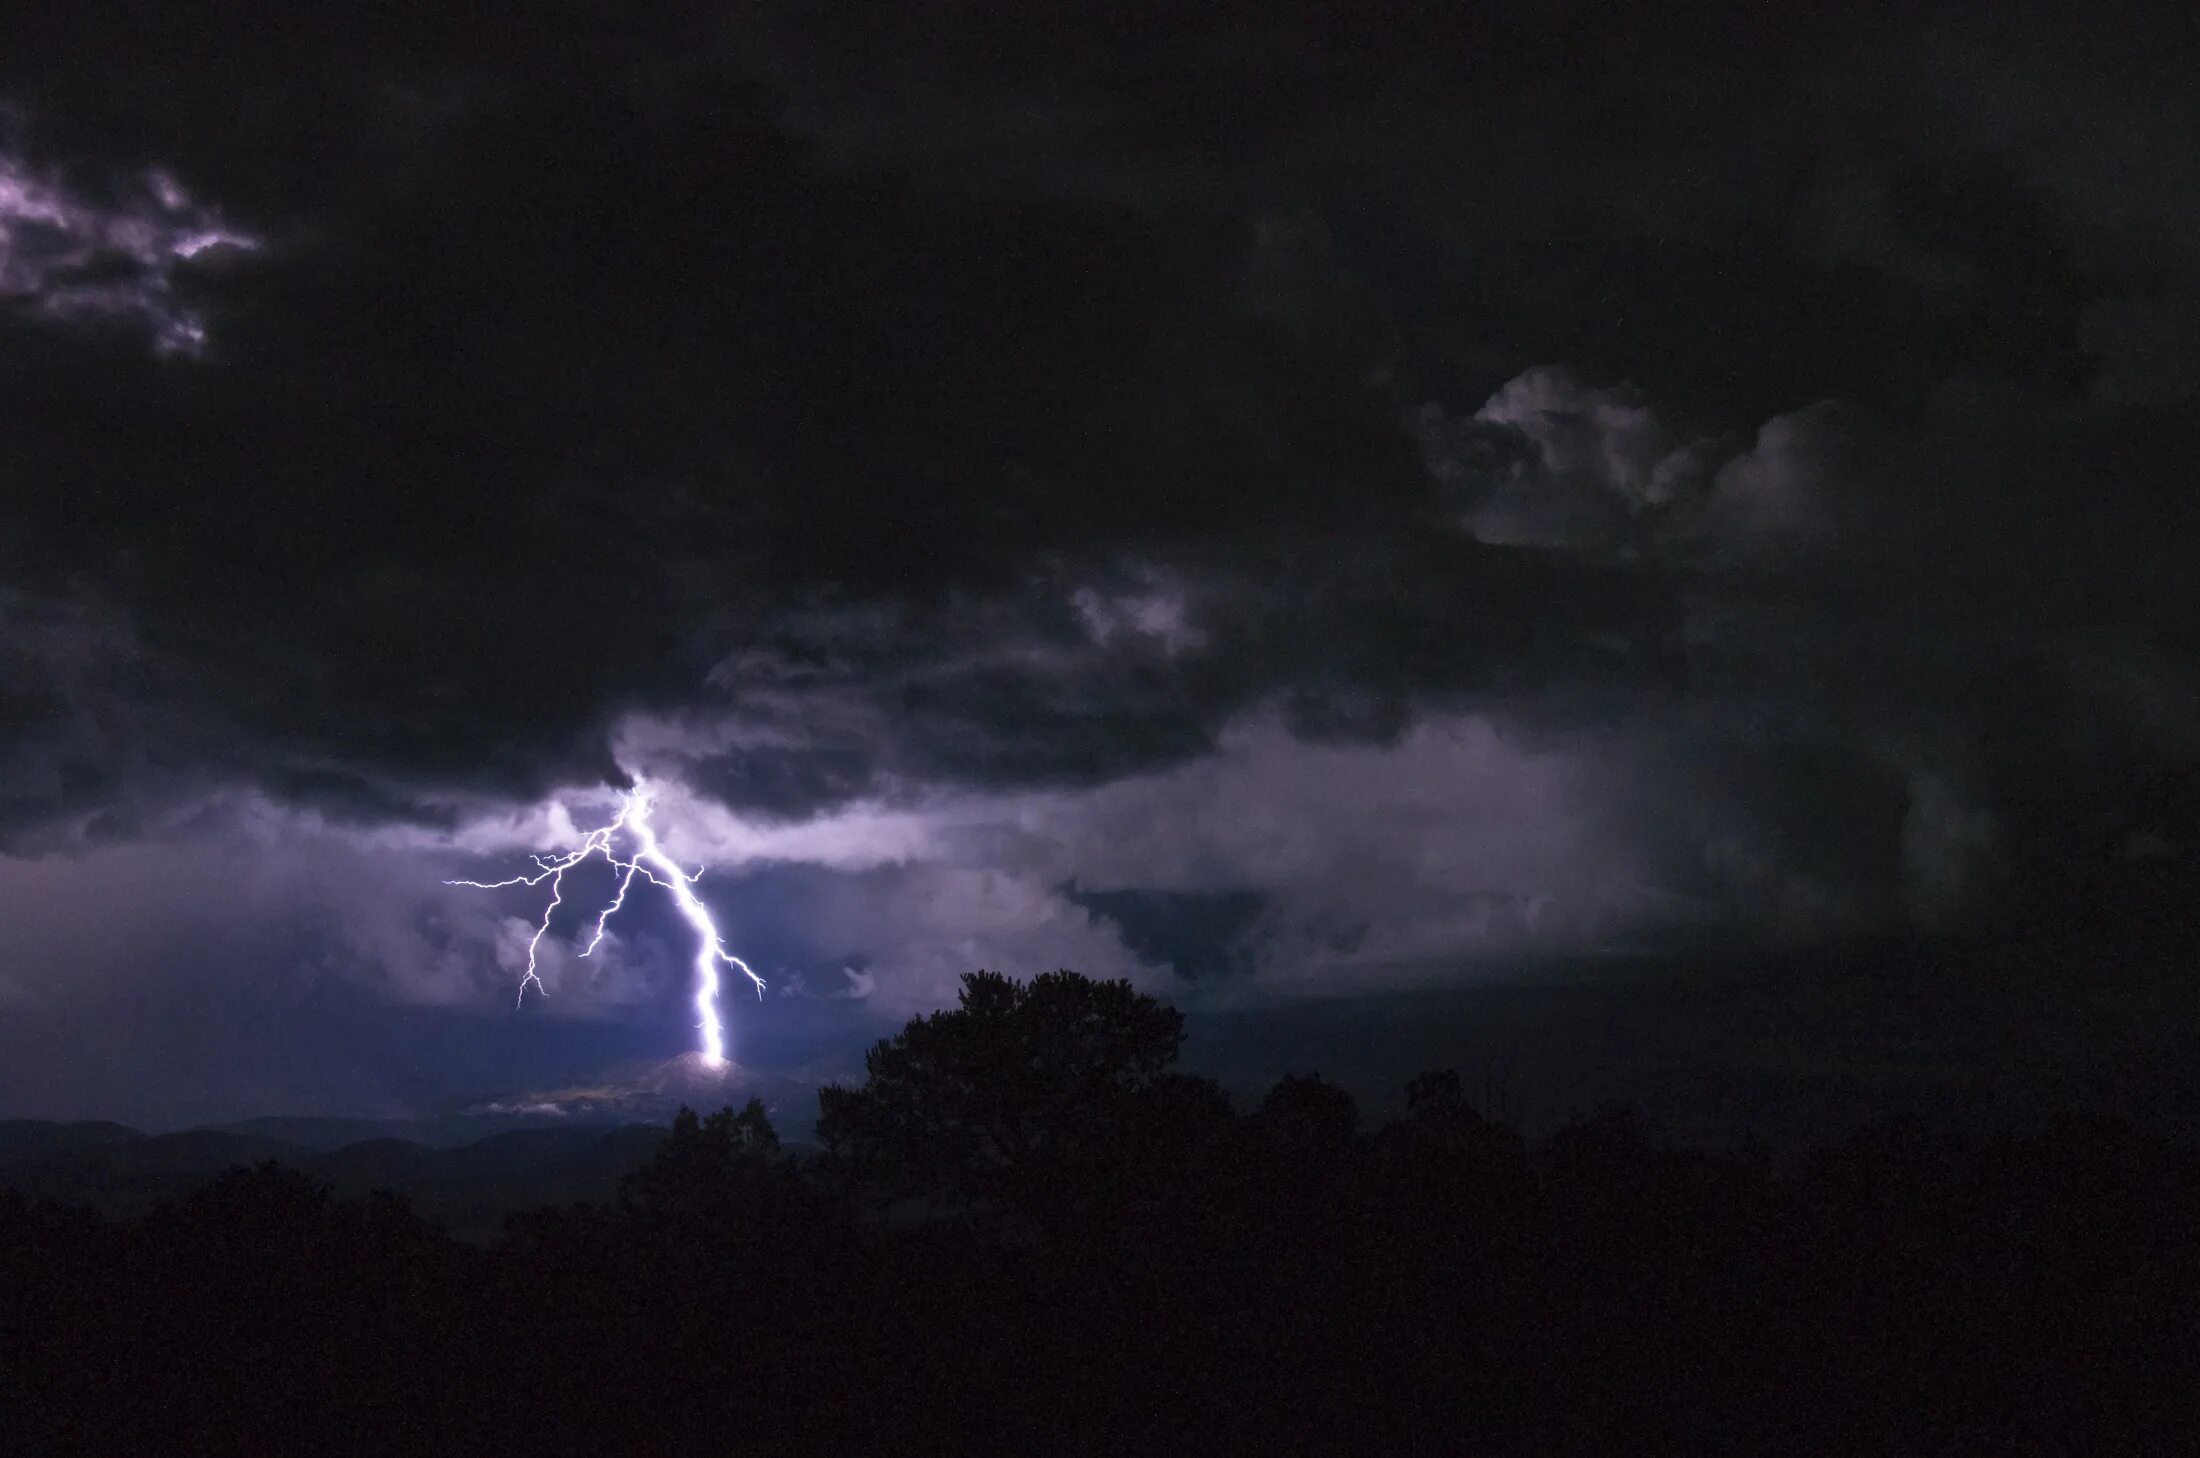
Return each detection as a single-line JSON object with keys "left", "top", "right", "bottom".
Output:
{"left": 0, "top": 1119, "right": 143, "bottom": 1165}
{"left": 0, "top": 1051, "right": 830, "bottom": 1240}
{"left": 0, "top": 1115, "right": 677, "bottom": 1239}
{"left": 192, "top": 1111, "right": 643, "bottom": 1151}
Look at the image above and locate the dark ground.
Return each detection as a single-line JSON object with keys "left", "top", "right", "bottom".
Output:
{"left": 5, "top": 967, "right": 2197, "bottom": 1454}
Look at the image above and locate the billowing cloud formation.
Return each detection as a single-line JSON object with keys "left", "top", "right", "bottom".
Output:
{"left": 3, "top": 31, "right": 1578, "bottom": 839}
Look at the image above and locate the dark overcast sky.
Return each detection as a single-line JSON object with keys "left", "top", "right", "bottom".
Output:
{"left": 3, "top": 2, "right": 2197, "bottom": 1134}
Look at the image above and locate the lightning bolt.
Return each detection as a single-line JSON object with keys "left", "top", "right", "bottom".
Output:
{"left": 446, "top": 783, "right": 761, "bottom": 1065}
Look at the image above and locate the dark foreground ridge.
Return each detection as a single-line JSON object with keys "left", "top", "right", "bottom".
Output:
{"left": 7, "top": 971, "right": 2197, "bottom": 1453}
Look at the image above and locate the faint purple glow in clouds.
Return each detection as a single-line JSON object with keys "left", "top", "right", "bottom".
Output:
{"left": 0, "top": 150, "right": 258, "bottom": 353}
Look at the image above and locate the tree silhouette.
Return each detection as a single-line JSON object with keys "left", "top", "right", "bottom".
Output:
{"left": 1377, "top": 1068, "right": 1529, "bottom": 1211}
{"left": 10, "top": 971, "right": 2200, "bottom": 1451}
{"left": 618, "top": 1099, "right": 782, "bottom": 1226}
{"left": 817, "top": 969, "right": 1188, "bottom": 1221}
{"left": 1255, "top": 1071, "right": 1359, "bottom": 1152}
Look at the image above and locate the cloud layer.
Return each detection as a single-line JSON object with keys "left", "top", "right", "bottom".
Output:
{"left": 2, "top": 4, "right": 2196, "bottom": 1118}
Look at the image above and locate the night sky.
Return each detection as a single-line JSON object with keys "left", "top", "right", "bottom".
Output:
{"left": 3, "top": 2, "right": 2197, "bottom": 1136}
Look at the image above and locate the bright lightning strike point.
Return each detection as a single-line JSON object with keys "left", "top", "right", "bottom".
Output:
{"left": 446, "top": 783, "right": 760, "bottom": 1065}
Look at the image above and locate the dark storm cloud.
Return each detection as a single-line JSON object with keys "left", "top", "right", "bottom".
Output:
{"left": 748, "top": 1, "right": 2129, "bottom": 420}
{"left": 2, "top": 0, "right": 2195, "bottom": 963}
{"left": 1410, "top": 368, "right": 2200, "bottom": 929}
{"left": 610, "top": 527, "right": 1673, "bottom": 832}
{"left": 1062, "top": 883, "right": 1264, "bottom": 982}
{"left": 0, "top": 2, "right": 1678, "bottom": 844}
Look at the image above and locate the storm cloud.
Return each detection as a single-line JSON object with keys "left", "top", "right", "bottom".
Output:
{"left": 2, "top": 2, "right": 2196, "bottom": 1120}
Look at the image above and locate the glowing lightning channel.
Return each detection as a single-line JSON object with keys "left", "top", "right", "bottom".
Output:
{"left": 445, "top": 784, "right": 761, "bottom": 1065}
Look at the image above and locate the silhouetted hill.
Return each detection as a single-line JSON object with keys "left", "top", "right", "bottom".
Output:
{"left": 193, "top": 1111, "right": 628, "bottom": 1149}
{"left": 0, "top": 1117, "right": 674, "bottom": 1235}
{"left": 195, "top": 1116, "right": 416, "bottom": 1150}
{"left": 399, "top": 1112, "right": 633, "bottom": 1148}
{"left": 401, "top": 1125, "right": 669, "bottom": 1239}
{"left": 0, "top": 1130, "right": 312, "bottom": 1213}
{"left": 299, "top": 1137, "right": 433, "bottom": 1191}
{"left": 0, "top": 1119, "right": 141, "bottom": 1164}
{"left": 415, "top": 1124, "right": 626, "bottom": 1178}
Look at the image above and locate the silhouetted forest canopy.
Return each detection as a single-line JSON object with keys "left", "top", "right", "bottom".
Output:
{"left": 6, "top": 970, "right": 2197, "bottom": 1452}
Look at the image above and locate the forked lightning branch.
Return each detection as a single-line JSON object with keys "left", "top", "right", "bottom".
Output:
{"left": 447, "top": 784, "right": 760, "bottom": 1064}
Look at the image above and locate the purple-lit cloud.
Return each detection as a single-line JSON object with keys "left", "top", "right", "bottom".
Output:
{"left": 0, "top": 149, "right": 257, "bottom": 352}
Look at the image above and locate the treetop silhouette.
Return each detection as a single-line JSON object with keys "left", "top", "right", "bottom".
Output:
{"left": 817, "top": 969, "right": 1198, "bottom": 1216}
